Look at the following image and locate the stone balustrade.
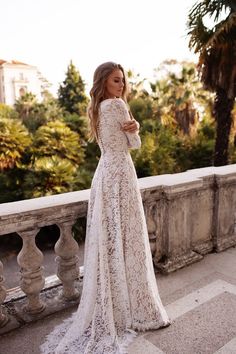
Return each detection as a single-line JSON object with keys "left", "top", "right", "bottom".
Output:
{"left": 1, "top": 165, "right": 236, "bottom": 333}
{"left": 0, "top": 260, "right": 8, "bottom": 327}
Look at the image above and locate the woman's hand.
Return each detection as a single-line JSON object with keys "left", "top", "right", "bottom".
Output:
{"left": 121, "top": 120, "right": 140, "bottom": 133}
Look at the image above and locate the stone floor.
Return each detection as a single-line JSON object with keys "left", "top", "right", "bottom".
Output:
{"left": 0, "top": 246, "right": 236, "bottom": 354}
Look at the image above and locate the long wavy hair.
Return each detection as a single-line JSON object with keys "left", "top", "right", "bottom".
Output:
{"left": 87, "top": 62, "right": 131, "bottom": 142}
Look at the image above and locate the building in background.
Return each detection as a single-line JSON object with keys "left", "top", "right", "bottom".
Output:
{"left": 0, "top": 59, "right": 51, "bottom": 106}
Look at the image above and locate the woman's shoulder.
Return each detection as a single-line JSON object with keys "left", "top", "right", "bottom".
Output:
{"left": 100, "top": 97, "right": 127, "bottom": 110}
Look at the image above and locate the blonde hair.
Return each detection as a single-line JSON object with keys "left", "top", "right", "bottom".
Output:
{"left": 87, "top": 61, "right": 130, "bottom": 142}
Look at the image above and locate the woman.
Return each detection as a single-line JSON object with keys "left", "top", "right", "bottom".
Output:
{"left": 41, "top": 62, "right": 170, "bottom": 354}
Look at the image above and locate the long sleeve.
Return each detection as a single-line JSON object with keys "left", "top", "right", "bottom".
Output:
{"left": 111, "top": 98, "right": 141, "bottom": 149}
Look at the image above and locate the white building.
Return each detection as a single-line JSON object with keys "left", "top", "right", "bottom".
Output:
{"left": 0, "top": 59, "right": 51, "bottom": 106}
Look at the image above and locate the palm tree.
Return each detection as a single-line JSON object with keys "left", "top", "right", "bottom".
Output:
{"left": 0, "top": 103, "right": 18, "bottom": 119}
{"left": 33, "top": 120, "right": 85, "bottom": 165}
{"left": 0, "top": 118, "right": 31, "bottom": 171}
{"left": 15, "top": 92, "right": 37, "bottom": 121}
{"left": 150, "top": 60, "right": 212, "bottom": 135}
{"left": 23, "top": 156, "right": 77, "bottom": 198}
{"left": 127, "top": 70, "right": 148, "bottom": 101}
{"left": 187, "top": 0, "right": 236, "bottom": 165}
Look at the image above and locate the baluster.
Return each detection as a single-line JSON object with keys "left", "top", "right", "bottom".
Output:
{"left": 0, "top": 259, "right": 8, "bottom": 327}
{"left": 17, "top": 228, "right": 45, "bottom": 314}
{"left": 145, "top": 202, "right": 158, "bottom": 255}
{"left": 55, "top": 219, "right": 80, "bottom": 300}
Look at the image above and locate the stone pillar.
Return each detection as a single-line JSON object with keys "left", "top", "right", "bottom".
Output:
{"left": 190, "top": 175, "right": 215, "bottom": 255}
{"left": 155, "top": 179, "right": 203, "bottom": 273}
{"left": 145, "top": 202, "right": 158, "bottom": 255}
{"left": 55, "top": 219, "right": 80, "bottom": 300}
{"left": 141, "top": 184, "right": 165, "bottom": 262}
{"left": 0, "top": 260, "right": 8, "bottom": 327}
{"left": 17, "top": 228, "right": 45, "bottom": 314}
{"left": 214, "top": 172, "right": 236, "bottom": 251}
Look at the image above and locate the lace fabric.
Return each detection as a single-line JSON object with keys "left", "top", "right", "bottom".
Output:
{"left": 40, "top": 98, "right": 170, "bottom": 354}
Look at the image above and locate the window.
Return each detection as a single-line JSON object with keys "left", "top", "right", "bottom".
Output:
{"left": 19, "top": 86, "right": 27, "bottom": 96}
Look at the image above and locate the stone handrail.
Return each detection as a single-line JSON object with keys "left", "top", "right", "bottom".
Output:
{"left": 1, "top": 165, "right": 236, "bottom": 332}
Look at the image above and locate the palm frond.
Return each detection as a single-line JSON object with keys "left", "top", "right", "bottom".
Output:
{"left": 187, "top": 0, "right": 234, "bottom": 53}
{"left": 203, "top": 12, "right": 236, "bottom": 49}
{"left": 188, "top": 16, "right": 214, "bottom": 53}
{"left": 188, "top": 0, "right": 231, "bottom": 26}
{"left": 187, "top": 0, "right": 236, "bottom": 97}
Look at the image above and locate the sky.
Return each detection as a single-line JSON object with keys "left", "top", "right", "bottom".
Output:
{"left": 1, "top": 0, "right": 198, "bottom": 95}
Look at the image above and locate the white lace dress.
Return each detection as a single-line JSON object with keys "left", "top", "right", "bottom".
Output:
{"left": 40, "top": 98, "right": 170, "bottom": 354}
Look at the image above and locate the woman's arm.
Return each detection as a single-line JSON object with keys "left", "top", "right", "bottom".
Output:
{"left": 112, "top": 98, "right": 141, "bottom": 149}
{"left": 122, "top": 119, "right": 140, "bottom": 133}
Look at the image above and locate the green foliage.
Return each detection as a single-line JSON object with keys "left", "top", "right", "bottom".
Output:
{"left": 0, "top": 118, "right": 32, "bottom": 171}
{"left": 132, "top": 113, "right": 216, "bottom": 178}
{"left": 132, "top": 121, "right": 181, "bottom": 177}
{"left": 72, "top": 167, "right": 95, "bottom": 191}
{"left": 0, "top": 60, "right": 219, "bottom": 206}
{"left": 129, "top": 97, "right": 155, "bottom": 123}
{"left": 150, "top": 61, "right": 213, "bottom": 135}
{"left": 187, "top": 0, "right": 236, "bottom": 165}
{"left": 179, "top": 117, "right": 215, "bottom": 170}
{"left": 227, "top": 103, "right": 236, "bottom": 163}
{"left": 62, "top": 113, "right": 89, "bottom": 145}
{"left": 0, "top": 115, "right": 32, "bottom": 203}
{"left": 72, "top": 217, "right": 87, "bottom": 243}
{"left": 127, "top": 70, "right": 149, "bottom": 101}
{"left": 33, "top": 120, "right": 84, "bottom": 165}
{"left": 0, "top": 103, "right": 19, "bottom": 119}
{"left": 15, "top": 92, "right": 63, "bottom": 133}
{"left": 58, "top": 61, "right": 88, "bottom": 116}
{"left": 15, "top": 92, "right": 37, "bottom": 120}
{"left": 0, "top": 168, "right": 26, "bottom": 203}
{"left": 23, "top": 156, "right": 77, "bottom": 198}
{"left": 83, "top": 141, "right": 101, "bottom": 175}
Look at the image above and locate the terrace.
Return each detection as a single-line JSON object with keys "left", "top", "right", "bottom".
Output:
{"left": 1, "top": 165, "right": 236, "bottom": 353}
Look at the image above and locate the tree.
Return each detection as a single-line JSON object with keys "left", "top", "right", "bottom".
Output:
{"left": 178, "top": 116, "right": 216, "bottom": 170}
{"left": 0, "top": 104, "right": 18, "bottom": 120}
{"left": 58, "top": 61, "right": 88, "bottom": 116}
{"left": 24, "top": 120, "right": 87, "bottom": 198}
{"left": 187, "top": 0, "right": 236, "bottom": 165}
{"left": 15, "top": 92, "right": 37, "bottom": 122}
{"left": 127, "top": 70, "right": 149, "bottom": 101}
{"left": 62, "top": 113, "right": 89, "bottom": 146}
{"left": 15, "top": 92, "right": 63, "bottom": 133}
{"left": 33, "top": 120, "right": 84, "bottom": 165}
{"left": 23, "top": 156, "right": 77, "bottom": 198}
{"left": 150, "top": 60, "right": 213, "bottom": 135}
{"left": 0, "top": 117, "right": 32, "bottom": 203}
{"left": 131, "top": 122, "right": 183, "bottom": 177}
{"left": 0, "top": 118, "right": 31, "bottom": 171}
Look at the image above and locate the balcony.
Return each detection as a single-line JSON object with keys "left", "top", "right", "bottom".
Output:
{"left": 1, "top": 165, "right": 236, "bottom": 353}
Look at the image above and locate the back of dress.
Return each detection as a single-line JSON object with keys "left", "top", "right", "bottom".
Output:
{"left": 97, "top": 98, "right": 141, "bottom": 154}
